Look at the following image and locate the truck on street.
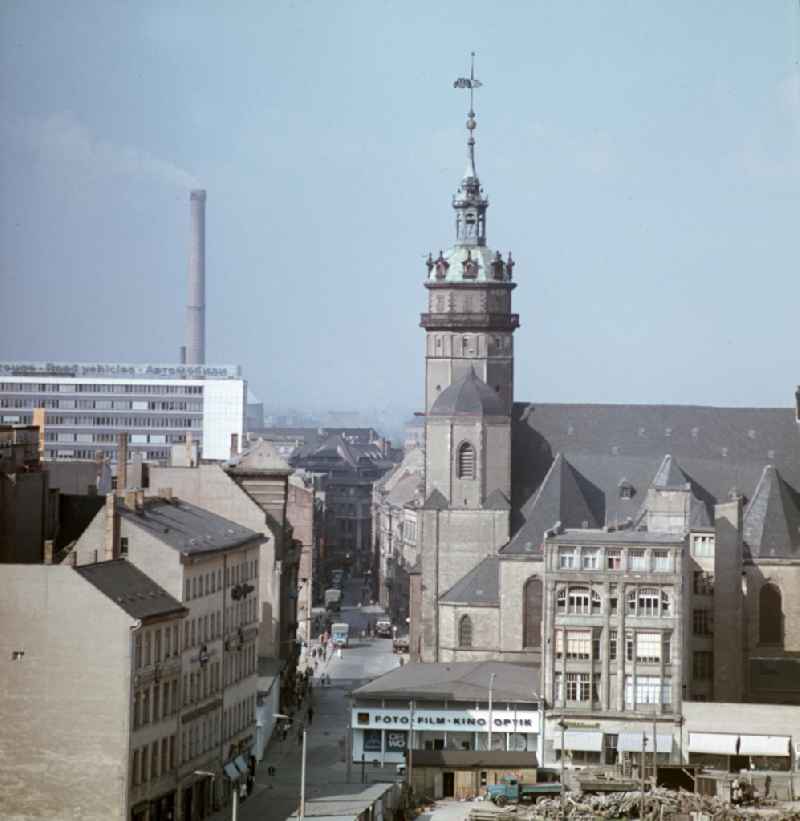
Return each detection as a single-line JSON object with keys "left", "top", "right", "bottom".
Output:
{"left": 325, "top": 588, "right": 342, "bottom": 613}
{"left": 487, "top": 775, "right": 563, "bottom": 806}
{"left": 331, "top": 623, "right": 350, "bottom": 648}
{"left": 375, "top": 619, "right": 393, "bottom": 638}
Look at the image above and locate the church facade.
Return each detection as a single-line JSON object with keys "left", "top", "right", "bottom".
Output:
{"left": 410, "top": 94, "right": 800, "bottom": 729}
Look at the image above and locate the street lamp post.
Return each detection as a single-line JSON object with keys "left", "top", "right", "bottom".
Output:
{"left": 408, "top": 698, "right": 416, "bottom": 794}
{"left": 557, "top": 716, "right": 567, "bottom": 820}
{"left": 488, "top": 672, "right": 496, "bottom": 753}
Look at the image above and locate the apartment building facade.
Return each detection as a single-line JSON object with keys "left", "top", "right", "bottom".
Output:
{"left": 0, "top": 361, "right": 245, "bottom": 462}
{"left": 0, "top": 560, "right": 187, "bottom": 821}
{"left": 72, "top": 494, "right": 262, "bottom": 820}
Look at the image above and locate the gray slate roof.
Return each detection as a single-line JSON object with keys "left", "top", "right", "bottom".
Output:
{"left": 120, "top": 498, "right": 261, "bottom": 555}
{"left": 353, "top": 660, "right": 540, "bottom": 703}
{"left": 75, "top": 559, "right": 185, "bottom": 620}
{"left": 440, "top": 556, "right": 499, "bottom": 605}
{"left": 743, "top": 465, "right": 800, "bottom": 558}
{"left": 504, "top": 401, "right": 800, "bottom": 558}
{"left": 430, "top": 369, "right": 505, "bottom": 417}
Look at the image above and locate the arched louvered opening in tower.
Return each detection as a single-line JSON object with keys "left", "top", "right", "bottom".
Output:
{"left": 458, "top": 614, "right": 473, "bottom": 648}
{"left": 457, "top": 442, "right": 476, "bottom": 479}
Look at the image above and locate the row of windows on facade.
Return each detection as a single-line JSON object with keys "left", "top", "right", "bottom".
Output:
{"left": 134, "top": 606, "right": 257, "bottom": 672}
{"left": 180, "top": 600, "right": 258, "bottom": 652}
{"left": 132, "top": 648, "right": 257, "bottom": 734}
{"left": 557, "top": 547, "right": 677, "bottom": 573}
{"left": 135, "top": 625, "right": 180, "bottom": 668}
{"left": 0, "top": 398, "right": 203, "bottom": 412}
{"left": 133, "top": 678, "right": 179, "bottom": 729}
{"left": 131, "top": 734, "right": 176, "bottom": 788}
{"left": 554, "top": 586, "right": 673, "bottom": 617}
{"left": 45, "top": 448, "right": 170, "bottom": 460}
{"left": 222, "top": 695, "right": 256, "bottom": 743}
{"left": 555, "top": 652, "right": 714, "bottom": 684}
{"left": 554, "top": 629, "right": 673, "bottom": 664}
{"left": 134, "top": 694, "right": 256, "bottom": 784}
{"left": 47, "top": 432, "right": 188, "bottom": 446}
{"left": 184, "top": 560, "right": 258, "bottom": 602}
{"left": 0, "top": 382, "right": 204, "bottom": 395}
{"left": 39, "top": 416, "right": 198, "bottom": 429}
{"left": 553, "top": 673, "right": 673, "bottom": 706}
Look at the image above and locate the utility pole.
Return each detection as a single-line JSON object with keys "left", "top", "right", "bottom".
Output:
{"left": 345, "top": 691, "right": 352, "bottom": 782}
{"left": 300, "top": 728, "right": 307, "bottom": 820}
{"left": 640, "top": 730, "right": 647, "bottom": 821}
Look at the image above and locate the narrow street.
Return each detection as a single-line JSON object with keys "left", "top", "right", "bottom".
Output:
{"left": 210, "top": 576, "right": 401, "bottom": 821}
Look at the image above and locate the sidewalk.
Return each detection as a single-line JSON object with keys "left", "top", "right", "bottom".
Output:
{"left": 207, "top": 646, "right": 398, "bottom": 821}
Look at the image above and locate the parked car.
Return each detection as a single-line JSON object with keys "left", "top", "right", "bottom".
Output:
{"left": 375, "top": 619, "right": 393, "bottom": 638}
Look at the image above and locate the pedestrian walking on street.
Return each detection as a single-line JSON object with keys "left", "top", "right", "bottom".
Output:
{"left": 297, "top": 725, "right": 304, "bottom": 746}
{"left": 307, "top": 705, "right": 314, "bottom": 725}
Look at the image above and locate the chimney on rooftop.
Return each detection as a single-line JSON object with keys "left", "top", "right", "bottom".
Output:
{"left": 186, "top": 431, "right": 195, "bottom": 467}
{"left": 32, "top": 408, "right": 45, "bottom": 458}
{"left": 185, "top": 189, "right": 206, "bottom": 365}
{"left": 104, "top": 493, "right": 119, "bottom": 561}
{"left": 116, "top": 433, "right": 128, "bottom": 496}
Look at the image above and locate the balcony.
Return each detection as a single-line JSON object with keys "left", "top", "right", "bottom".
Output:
{"left": 419, "top": 312, "right": 520, "bottom": 332}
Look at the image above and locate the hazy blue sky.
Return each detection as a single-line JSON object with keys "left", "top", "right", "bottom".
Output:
{"left": 1, "top": 1, "right": 799, "bottom": 417}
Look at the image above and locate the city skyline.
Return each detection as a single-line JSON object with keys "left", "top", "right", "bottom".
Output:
{"left": 2, "top": 1, "right": 799, "bottom": 413}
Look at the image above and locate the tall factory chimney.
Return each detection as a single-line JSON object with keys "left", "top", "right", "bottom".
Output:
{"left": 185, "top": 189, "right": 206, "bottom": 365}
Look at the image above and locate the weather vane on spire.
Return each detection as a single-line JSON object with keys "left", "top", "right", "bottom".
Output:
{"left": 453, "top": 53, "right": 482, "bottom": 180}
{"left": 453, "top": 52, "right": 482, "bottom": 116}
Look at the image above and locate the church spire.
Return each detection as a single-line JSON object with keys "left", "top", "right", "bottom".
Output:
{"left": 453, "top": 53, "right": 487, "bottom": 247}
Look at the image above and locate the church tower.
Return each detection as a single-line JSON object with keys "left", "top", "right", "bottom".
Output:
{"left": 415, "top": 59, "right": 518, "bottom": 662}
{"left": 420, "top": 76, "right": 519, "bottom": 415}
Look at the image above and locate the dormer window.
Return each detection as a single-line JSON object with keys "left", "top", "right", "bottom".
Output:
{"left": 619, "top": 479, "right": 634, "bottom": 500}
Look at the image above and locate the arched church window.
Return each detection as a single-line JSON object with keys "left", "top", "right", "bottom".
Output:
{"left": 457, "top": 442, "right": 475, "bottom": 479}
{"left": 523, "top": 576, "right": 543, "bottom": 647}
{"left": 458, "top": 615, "right": 473, "bottom": 648}
{"left": 759, "top": 584, "right": 783, "bottom": 646}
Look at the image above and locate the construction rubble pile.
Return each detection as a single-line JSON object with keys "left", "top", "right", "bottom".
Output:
{"left": 467, "top": 787, "right": 800, "bottom": 820}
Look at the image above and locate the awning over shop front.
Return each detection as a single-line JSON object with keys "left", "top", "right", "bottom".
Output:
{"left": 552, "top": 731, "right": 603, "bottom": 752}
{"left": 223, "top": 762, "right": 240, "bottom": 781}
{"left": 688, "top": 733, "right": 738, "bottom": 755}
{"left": 738, "top": 735, "right": 790, "bottom": 756}
{"left": 617, "top": 733, "right": 672, "bottom": 754}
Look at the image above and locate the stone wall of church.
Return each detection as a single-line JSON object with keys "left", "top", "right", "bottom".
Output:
{"left": 418, "top": 507, "right": 509, "bottom": 662}
{"left": 499, "top": 557, "right": 544, "bottom": 661}
{"left": 438, "top": 603, "right": 500, "bottom": 662}
{"left": 744, "top": 561, "right": 800, "bottom": 655}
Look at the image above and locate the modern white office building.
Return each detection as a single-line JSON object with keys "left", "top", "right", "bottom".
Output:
{"left": 0, "top": 361, "right": 245, "bottom": 463}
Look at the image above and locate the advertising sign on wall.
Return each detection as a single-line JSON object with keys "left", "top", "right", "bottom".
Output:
{"left": 353, "top": 708, "right": 540, "bottom": 733}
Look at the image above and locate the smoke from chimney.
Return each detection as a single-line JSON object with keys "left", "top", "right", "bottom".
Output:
{"left": 186, "top": 189, "right": 206, "bottom": 365}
